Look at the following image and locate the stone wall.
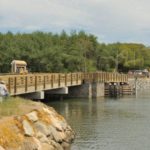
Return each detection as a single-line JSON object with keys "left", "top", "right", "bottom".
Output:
{"left": 0, "top": 105, "right": 75, "bottom": 150}
{"left": 128, "top": 78, "right": 150, "bottom": 90}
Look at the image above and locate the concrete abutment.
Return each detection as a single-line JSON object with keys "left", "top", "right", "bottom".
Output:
{"left": 68, "top": 82, "right": 105, "bottom": 98}
{"left": 92, "top": 82, "right": 105, "bottom": 98}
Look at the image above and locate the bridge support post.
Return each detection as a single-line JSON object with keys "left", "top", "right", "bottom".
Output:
{"left": 68, "top": 83, "right": 92, "bottom": 98}
{"left": 20, "top": 91, "right": 45, "bottom": 100}
{"left": 92, "top": 82, "right": 104, "bottom": 98}
{"left": 68, "top": 82, "right": 105, "bottom": 98}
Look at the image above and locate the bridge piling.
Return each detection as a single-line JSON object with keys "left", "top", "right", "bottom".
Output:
{"left": 68, "top": 82, "right": 92, "bottom": 98}
{"left": 92, "top": 82, "right": 105, "bottom": 98}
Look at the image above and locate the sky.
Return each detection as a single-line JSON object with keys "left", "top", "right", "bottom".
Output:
{"left": 0, "top": 0, "right": 150, "bottom": 45}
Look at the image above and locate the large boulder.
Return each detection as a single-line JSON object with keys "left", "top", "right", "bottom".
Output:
{"left": 22, "top": 120, "right": 34, "bottom": 137}
{"left": 26, "top": 111, "right": 38, "bottom": 122}
{"left": 0, "top": 104, "right": 75, "bottom": 150}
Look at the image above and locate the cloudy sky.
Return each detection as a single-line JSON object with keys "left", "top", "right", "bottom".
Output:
{"left": 0, "top": 0, "right": 150, "bottom": 45}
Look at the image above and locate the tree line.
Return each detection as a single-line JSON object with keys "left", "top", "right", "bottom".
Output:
{"left": 0, "top": 31, "right": 150, "bottom": 73}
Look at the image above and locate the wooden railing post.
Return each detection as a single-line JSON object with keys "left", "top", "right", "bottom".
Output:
{"left": 106, "top": 73, "right": 108, "bottom": 82}
{"left": 102, "top": 72, "right": 104, "bottom": 82}
{"left": 71, "top": 73, "right": 73, "bottom": 85}
{"left": 65, "top": 74, "right": 67, "bottom": 86}
{"left": 35, "top": 76, "right": 37, "bottom": 91}
{"left": 104, "top": 72, "right": 106, "bottom": 82}
{"left": 76, "top": 73, "right": 78, "bottom": 84}
{"left": 58, "top": 74, "right": 60, "bottom": 87}
{"left": 43, "top": 76, "right": 46, "bottom": 89}
{"left": 93, "top": 73, "right": 97, "bottom": 82}
{"left": 99, "top": 72, "right": 101, "bottom": 82}
{"left": 8, "top": 77, "right": 11, "bottom": 94}
{"left": 51, "top": 74, "right": 53, "bottom": 88}
{"left": 25, "top": 76, "right": 28, "bottom": 92}
{"left": 14, "top": 77, "right": 17, "bottom": 94}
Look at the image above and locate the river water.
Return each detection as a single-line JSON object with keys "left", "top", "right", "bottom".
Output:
{"left": 48, "top": 91, "right": 150, "bottom": 150}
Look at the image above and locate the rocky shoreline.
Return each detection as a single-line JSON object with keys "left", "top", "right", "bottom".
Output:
{"left": 0, "top": 103, "right": 75, "bottom": 150}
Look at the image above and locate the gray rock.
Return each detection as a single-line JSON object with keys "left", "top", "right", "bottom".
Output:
{"left": 43, "top": 107, "right": 68, "bottom": 131}
{"left": 61, "top": 142, "right": 71, "bottom": 150}
{"left": 58, "top": 121, "right": 68, "bottom": 131}
{"left": 50, "top": 115, "right": 65, "bottom": 131}
{"left": 21, "top": 138, "right": 40, "bottom": 150}
{"left": 49, "top": 125, "right": 64, "bottom": 142}
{"left": 41, "top": 143, "right": 55, "bottom": 150}
{"left": 36, "top": 132, "right": 49, "bottom": 143}
{"left": 64, "top": 130, "right": 75, "bottom": 143}
{"left": 34, "top": 121, "right": 51, "bottom": 136}
{"left": 66, "top": 125, "right": 72, "bottom": 131}
{"left": 33, "top": 137, "right": 42, "bottom": 150}
{"left": 58, "top": 131, "right": 67, "bottom": 141}
{"left": 43, "top": 107, "right": 56, "bottom": 116}
{"left": 49, "top": 140, "right": 63, "bottom": 150}
{"left": 36, "top": 131, "right": 44, "bottom": 139}
{"left": 22, "top": 120, "right": 34, "bottom": 137}
{"left": 26, "top": 111, "right": 38, "bottom": 122}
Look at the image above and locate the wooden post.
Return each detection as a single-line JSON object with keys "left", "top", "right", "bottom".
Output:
{"left": 14, "top": 77, "right": 17, "bottom": 94}
{"left": 25, "top": 76, "right": 28, "bottom": 92}
{"left": 104, "top": 72, "right": 107, "bottom": 82}
{"left": 51, "top": 74, "right": 53, "bottom": 88}
{"left": 8, "top": 77, "right": 11, "bottom": 94}
{"left": 71, "top": 73, "right": 72, "bottom": 85}
{"left": 65, "top": 74, "right": 67, "bottom": 86}
{"left": 101, "top": 72, "right": 103, "bottom": 82}
{"left": 58, "top": 74, "right": 61, "bottom": 87}
{"left": 43, "top": 76, "right": 46, "bottom": 89}
{"left": 99, "top": 72, "right": 102, "bottom": 82}
{"left": 76, "top": 73, "right": 78, "bottom": 84}
{"left": 35, "top": 76, "right": 37, "bottom": 91}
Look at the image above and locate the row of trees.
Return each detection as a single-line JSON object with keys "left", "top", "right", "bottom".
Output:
{"left": 0, "top": 31, "right": 150, "bottom": 73}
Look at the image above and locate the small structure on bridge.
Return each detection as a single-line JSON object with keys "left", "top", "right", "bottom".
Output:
{"left": 11, "top": 60, "right": 28, "bottom": 74}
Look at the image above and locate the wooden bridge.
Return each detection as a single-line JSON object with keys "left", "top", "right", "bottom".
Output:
{"left": 0, "top": 72, "right": 128, "bottom": 96}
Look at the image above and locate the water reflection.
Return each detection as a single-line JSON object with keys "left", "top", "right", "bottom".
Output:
{"left": 48, "top": 93, "right": 150, "bottom": 150}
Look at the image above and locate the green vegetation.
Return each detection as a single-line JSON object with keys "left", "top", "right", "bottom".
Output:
{"left": 0, "top": 97, "right": 34, "bottom": 118}
{"left": 0, "top": 31, "right": 150, "bottom": 73}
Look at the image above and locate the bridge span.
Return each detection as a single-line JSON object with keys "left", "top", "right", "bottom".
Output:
{"left": 0, "top": 72, "right": 129, "bottom": 98}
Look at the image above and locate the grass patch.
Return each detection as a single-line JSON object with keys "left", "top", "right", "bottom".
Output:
{"left": 0, "top": 97, "right": 34, "bottom": 118}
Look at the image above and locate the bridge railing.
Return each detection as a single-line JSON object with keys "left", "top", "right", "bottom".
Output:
{"left": 0, "top": 73, "right": 83, "bottom": 95}
{"left": 0, "top": 72, "right": 128, "bottom": 95}
{"left": 128, "top": 74, "right": 149, "bottom": 79}
{"left": 83, "top": 72, "right": 128, "bottom": 83}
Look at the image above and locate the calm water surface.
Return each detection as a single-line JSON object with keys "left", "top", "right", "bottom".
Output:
{"left": 48, "top": 91, "right": 150, "bottom": 150}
